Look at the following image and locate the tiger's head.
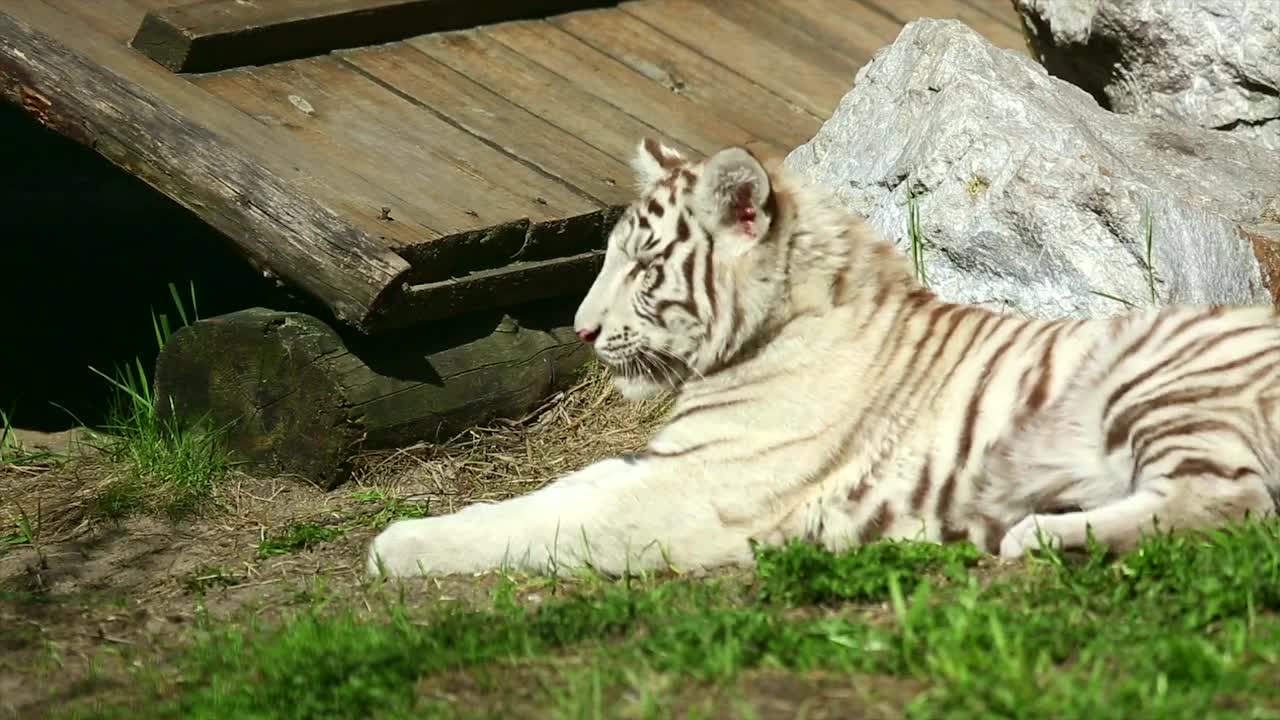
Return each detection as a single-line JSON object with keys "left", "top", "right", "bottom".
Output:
{"left": 574, "top": 139, "right": 791, "bottom": 401}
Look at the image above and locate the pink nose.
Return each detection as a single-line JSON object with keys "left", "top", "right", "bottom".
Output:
{"left": 576, "top": 326, "right": 600, "bottom": 343}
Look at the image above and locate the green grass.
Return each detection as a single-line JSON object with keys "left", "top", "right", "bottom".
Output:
{"left": 255, "top": 490, "right": 430, "bottom": 559}
{"left": 0, "top": 500, "right": 39, "bottom": 557}
{"left": 181, "top": 565, "right": 247, "bottom": 595}
{"left": 1, "top": 408, "right": 26, "bottom": 466}
{"left": 0, "top": 407, "right": 64, "bottom": 468}
{"left": 906, "top": 183, "right": 930, "bottom": 287}
{"left": 67, "top": 520, "right": 1280, "bottom": 720}
{"left": 258, "top": 523, "right": 348, "bottom": 559}
{"left": 348, "top": 488, "right": 431, "bottom": 528}
{"left": 1089, "top": 207, "right": 1162, "bottom": 310}
{"left": 83, "top": 282, "right": 232, "bottom": 520}
{"left": 1143, "top": 206, "right": 1159, "bottom": 305}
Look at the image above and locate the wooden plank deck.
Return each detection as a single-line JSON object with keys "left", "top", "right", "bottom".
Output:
{"left": 2, "top": 0, "right": 1028, "bottom": 333}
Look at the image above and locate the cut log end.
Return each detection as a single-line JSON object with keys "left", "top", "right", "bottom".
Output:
{"left": 155, "top": 304, "right": 592, "bottom": 489}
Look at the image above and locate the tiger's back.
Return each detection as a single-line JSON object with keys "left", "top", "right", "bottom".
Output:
{"left": 366, "top": 140, "right": 1280, "bottom": 577}
{"left": 642, "top": 262, "right": 1280, "bottom": 558}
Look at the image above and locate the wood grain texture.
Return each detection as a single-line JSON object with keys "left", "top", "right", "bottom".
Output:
{"left": 192, "top": 56, "right": 596, "bottom": 234}
{"left": 0, "top": 2, "right": 414, "bottom": 332}
{"left": 757, "top": 0, "right": 904, "bottom": 62}
{"left": 382, "top": 207, "right": 624, "bottom": 325}
{"left": 129, "top": 0, "right": 622, "bottom": 73}
{"left": 962, "top": 0, "right": 1025, "bottom": 31}
{"left": 619, "top": 0, "right": 850, "bottom": 119}
{"left": 6, "top": 0, "right": 437, "bottom": 249}
{"left": 340, "top": 41, "right": 633, "bottom": 207}
{"left": 708, "top": 1, "right": 866, "bottom": 81}
{"left": 155, "top": 305, "right": 592, "bottom": 488}
{"left": 481, "top": 19, "right": 783, "bottom": 157}
{"left": 406, "top": 29, "right": 699, "bottom": 164}
{"left": 46, "top": 0, "right": 148, "bottom": 44}
{"left": 551, "top": 7, "right": 820, "bottom": 149}
{"left": 859, "top": 0, "right": 1029, "bottom": 53}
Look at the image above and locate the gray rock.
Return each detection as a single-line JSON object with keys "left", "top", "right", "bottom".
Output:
{"left": 1013, "top": 0, "right": 1280, "bottom": 151}
{"left": 784, "top": 19, "right": 1280, "bottom": 320}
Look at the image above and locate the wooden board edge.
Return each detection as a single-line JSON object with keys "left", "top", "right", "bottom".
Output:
{"left": 129, "top": 11, "right": 195, "bottom": 73}
{"left": 129, "top": 0, "right": 623, "bottom": 74}
{"left": 366, "top": 207, "right": 624, "bottom": 332}
{"left": 372, "top": 251, "right": 606, "bottom": 332}
{"left": 0, "top": 6, "right": 413, "bottom": 332}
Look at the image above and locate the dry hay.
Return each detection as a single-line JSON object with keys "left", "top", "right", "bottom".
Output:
{"left": 351, "top": 362, "right": 672, "bottom": 515}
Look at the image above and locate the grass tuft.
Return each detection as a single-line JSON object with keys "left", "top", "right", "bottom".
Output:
{"left": 258, "top": 522, "right": 347, "bottom": 559}
{"left": 1090, "top": 207, "right": 1162, "bottom": 310}
{"left": 0, "top": 408, "right": 65, "bottom": 468}
{"left": 906, "top": 183, "right": 930, "bottom": 287}
{"left": 1142, "top": 206, "right": 1159, "bottom": 305}
{"left": 83, "top": 282, "right": 232, "bottom": 520}
{"left": 0, "top": 408, "right": 22, "bottom": 466}
{"left": 254, "top": 490, "right": 431, "bottom": 559}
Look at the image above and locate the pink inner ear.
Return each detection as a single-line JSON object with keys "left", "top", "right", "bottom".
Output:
{"left": 732, "top": 184, "right": 758, "bottom": 234}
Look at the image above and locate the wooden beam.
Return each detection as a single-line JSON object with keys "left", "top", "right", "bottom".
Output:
{"left": 0, "top": 3, "right": 414, "bottom": 333}
{"left": 372, "top": 208, "right": 623, "bottom": 330}
{"left": 130, "top": 0, "right": 622, "bottom": 73}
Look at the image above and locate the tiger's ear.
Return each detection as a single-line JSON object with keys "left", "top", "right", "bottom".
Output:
{"left": 631, "top": 137, "right": 685, "bottom": 187}
{"left": 694, "top": 146, "right": 773, "bottom": 242}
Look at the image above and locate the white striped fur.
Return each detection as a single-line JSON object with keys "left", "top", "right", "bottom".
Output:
{"left": 367, "top": 139, "right": 1279, "bottom": 577}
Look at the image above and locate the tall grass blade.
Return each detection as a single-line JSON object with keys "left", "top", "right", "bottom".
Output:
{"left": 907, "top": 184, "right": 930, "bottom": 287}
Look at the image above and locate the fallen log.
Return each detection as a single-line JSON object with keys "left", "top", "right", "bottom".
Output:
{"left": 154, "top": 302, "right": 591, "bottom": 488}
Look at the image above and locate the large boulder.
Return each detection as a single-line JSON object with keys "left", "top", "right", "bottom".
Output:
{"left": 784, "top": 19, "right": 1280, "bottom": 320}
{"left": 1013, "top": 0, "right": 1280, "bottom": 152}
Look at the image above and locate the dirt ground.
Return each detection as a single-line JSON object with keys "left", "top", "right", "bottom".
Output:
{"left": 0, "top": 369, "right": 685, "bottom": 719}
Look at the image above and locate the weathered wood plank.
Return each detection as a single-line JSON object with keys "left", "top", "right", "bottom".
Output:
{"left": 756, "top": 0, "right": 905, "bottom": 62}
{"left": 707, "top": 1, "right": 866, "bottom": 81}
{"left": 130, "top": 0, "right": 622, "bottom": 73}
{"left": 619, "top": 0, "right": 849, "bottom": 119}
{"left": 0, "top": 1, "right": 416, "bottom": 332}
{"left": 9, "top": 0, "right": 436, "bottom": 250}
{"left": 192, "top": 56, "right": 598, "bottom": 235}
{"left": 383, "top": 206, "right": 624, "bottom": 322}
{"left": 48, "top": 0, "right": 148, "bottom": 44}
{"left": 155, "top": 303, "right": 592, "bottom": 488}
{"left": 860, "top": 0, "right": 1029, "bottom": 53}
{"left": 340, "top": 41, "right": 633, "bottom": 208}
{"left": 395, "top": 251, "right": 608, "bottom": 324}
{"left": 481, "top": 19, "right": 783, "bottom": 158}
{"left": 963, "top": 0, "right": 1026, "bottom": 32}
{"left": 405, "top": 29, "right": 698, "bottom": 163}
{"left": 551, "top": 8, "right": 820, "bottom": 149}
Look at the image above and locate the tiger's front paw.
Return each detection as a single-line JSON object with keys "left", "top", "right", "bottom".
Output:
{"left": 998, "top": 515, "right": 1063, "bottom": 559}
{"left": 366, "top": 518, "right": 451, "bottom": 578}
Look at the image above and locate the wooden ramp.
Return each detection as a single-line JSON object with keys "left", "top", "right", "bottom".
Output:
{"left": 0, "top": 0, "right": 1028, "bottom": 334}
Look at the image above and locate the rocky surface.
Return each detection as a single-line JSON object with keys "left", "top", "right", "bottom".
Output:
{"left": 784, "top": 19, "right": 1280, "bottom": 319}
{"left": 1014, "top": 0, "right": 1280, "bottom": 152}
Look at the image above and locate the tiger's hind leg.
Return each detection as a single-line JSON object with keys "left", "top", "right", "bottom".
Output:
{"left": 999, "top": 470, "right": 1275, "bottom": 559}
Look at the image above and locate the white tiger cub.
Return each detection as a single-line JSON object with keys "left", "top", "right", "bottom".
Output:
{"left": 366, "top": 138, "right": 1280, "bottom": 578}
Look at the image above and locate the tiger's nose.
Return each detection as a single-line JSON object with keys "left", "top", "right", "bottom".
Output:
{"left": 576, "top": 326, "right": 601, "bottom": 344}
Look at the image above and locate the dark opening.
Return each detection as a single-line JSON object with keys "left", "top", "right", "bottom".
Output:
{"left": 0, "top": 103, "right": 318, "bottom": 431}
